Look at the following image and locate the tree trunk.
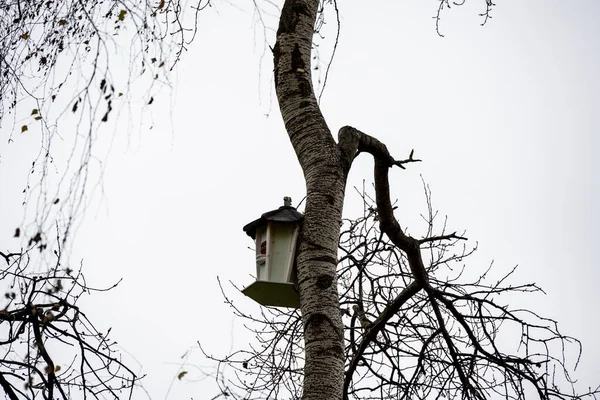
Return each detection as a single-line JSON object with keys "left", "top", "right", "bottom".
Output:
{"left": 274, "top": 1, "right": 347, "bottom": 399}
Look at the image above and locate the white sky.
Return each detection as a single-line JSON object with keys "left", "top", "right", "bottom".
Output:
{"left": 1, "top": 0, "right": 599, "bottom": 398}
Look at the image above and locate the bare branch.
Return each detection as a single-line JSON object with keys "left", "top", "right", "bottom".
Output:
{"left": 419, "top": 232, "right": 468, "bottom": 244}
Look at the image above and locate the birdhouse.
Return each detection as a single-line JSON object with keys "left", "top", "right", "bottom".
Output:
{"left": 241, "top": 197, "right": 303, "bottom": 308}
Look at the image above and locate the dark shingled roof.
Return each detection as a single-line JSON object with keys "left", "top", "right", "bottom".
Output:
{"left": 243, "top": 206, "right": 304, "bottom": 239}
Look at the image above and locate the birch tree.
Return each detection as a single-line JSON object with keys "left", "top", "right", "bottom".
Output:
{"left": 202, "top": 1, "right": 599, "bottom": 400}
{"left": 272, "top": 1, "right": 451, "bottom": 399}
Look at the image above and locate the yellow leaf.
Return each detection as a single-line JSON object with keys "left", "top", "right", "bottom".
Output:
{"left": 20, "top": 32, "right": 29, "bottom": 40}
{"left": 58, "top": 19, "right": 67, "bottom": 26}
{"left": 177, "top": 371, "right": 187, "bottom": 380}
{"left": 118, "top": 10, "right": 127, "bottom": 21}
{"left": 31, "top": 109, "right": 38, "bottom": 115}
{"left": 54, "top": 365, "right": 61, "bottom": 372}
{"left": 21, "top": 125, "right": 28, "bottom": 133}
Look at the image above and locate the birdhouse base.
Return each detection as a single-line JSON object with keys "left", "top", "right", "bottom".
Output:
{"left": 242, "top": 281, "right": 300, "bottom": 309}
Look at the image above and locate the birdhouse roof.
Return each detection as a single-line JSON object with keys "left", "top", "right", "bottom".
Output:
{"left": 243, "top": 206, "right": 304, "bottom": 239}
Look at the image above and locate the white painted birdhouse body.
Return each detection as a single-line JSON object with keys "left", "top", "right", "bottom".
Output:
{"left": 242, "top": 198, "right": 302, "bottom": 308}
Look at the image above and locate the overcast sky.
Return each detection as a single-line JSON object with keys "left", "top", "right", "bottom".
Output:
{"left": 1, "top": 0, "right": 599, "bottom": 398}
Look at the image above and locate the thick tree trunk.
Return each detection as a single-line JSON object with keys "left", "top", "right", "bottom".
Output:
{"left": 274, "top": 1, "right": 347, "bottom": 399}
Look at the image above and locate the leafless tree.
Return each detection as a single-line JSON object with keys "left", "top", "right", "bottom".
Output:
{"left": 1, "top": 1, "right": 211, "bottom": 396}
{"left": 205, "top": 181, "right": 598, "bottom": 400}
{"left": 1, "top": 0, "right": 212, "bottom": 263}
{"left": 0, "top": 229, "right": 137, "bottom": 400}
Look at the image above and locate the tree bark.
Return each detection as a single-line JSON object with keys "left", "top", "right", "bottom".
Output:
{"left": 274, "top": 1, "right": 347, "bottom": 399}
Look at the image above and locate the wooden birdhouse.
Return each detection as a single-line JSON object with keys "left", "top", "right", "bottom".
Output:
{"left": 241, "top": 197, "right": 303, "bottom": 308}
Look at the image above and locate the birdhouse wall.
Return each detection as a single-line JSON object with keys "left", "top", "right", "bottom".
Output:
{"left": 268, "top": 222, "right": 298, "bottom": 283}
{"left": 255, "top": 226, "right": 268, "bottom": 281}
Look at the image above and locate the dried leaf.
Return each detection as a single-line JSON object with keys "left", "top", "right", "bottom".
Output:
{"left": 21, "top": 125, "right": 28, "bottom": 133}
{"left": 31, "top": 109, "right": 38, "bottom": 115}
{"left": 158, "top": 0, "right": 165, "bottom": 9}
{"left": 159, "top": 61, "right": 165, "bottom": 68}
{"left": 177, "top": 371, "right": 188, "bottom": 380}
{"left": 54, "top": 365, "right": 61, "bottom": 372}
{"left": 29, "top": 232, "right": 42, "bottom": 245}
{"left": 20, "top": 32, "right": 29, "bottom": 40}
{"left": 58, "top": 19, "right": 67, "bottom": 26}
{"left": 34, "top": 116, "right": 42, "bottom": 121}
{"left": 118, "top": 10, "right": 127, "bottom": 21}
{"left": 151, "top": 57, "right": 157, "bottom": 63}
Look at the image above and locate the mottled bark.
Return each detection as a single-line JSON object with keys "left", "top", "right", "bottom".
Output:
{"left": 274, "top": 1, "right": 346, "bottom": 400}
{"left": 273, "top": 3, "right": 429, "bottom": 399}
